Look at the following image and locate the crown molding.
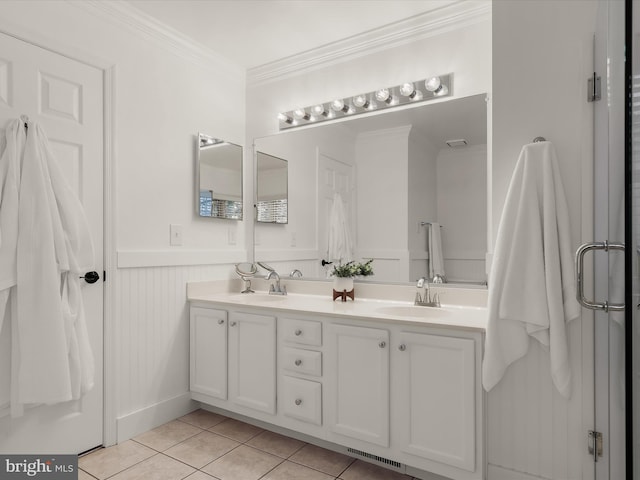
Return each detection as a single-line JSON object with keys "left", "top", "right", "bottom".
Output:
{"left": 72, "top": 0, "right": 245, "bottom": 78}
{"left": 247, "top": 1, "right": 491, "bottom": 86}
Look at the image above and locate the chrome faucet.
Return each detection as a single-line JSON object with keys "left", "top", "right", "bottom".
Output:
{"left": 266, "top": 270, "right": 287, "bottom": 295}
{"left": 290, "top": 269, "right": 303, "bottom": 278}
{"left": 415, "top": 277, "right": 440, "bottom": 307}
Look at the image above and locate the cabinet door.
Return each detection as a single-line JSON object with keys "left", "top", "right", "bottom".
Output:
{"left": 190, "top": 307, "right": 227, "bottom": 399}
{"left": 229, "top": 311, "right": 276, "bottom": 414}
{"left": 395, "top": 332, "right": 476, "bottom": 472}
{"left": 326, "top": 324, "right": 389, "bottom": 447}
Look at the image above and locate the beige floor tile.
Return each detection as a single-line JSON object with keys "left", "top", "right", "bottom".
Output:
{"left": 261, "top": 460, "right": 336, "bottom": 480}
{"left": 134, "top": 420, "right": 202, "bottom": 451}
{"left": 108, "top": 453, "right": 195, "bottom": 480}
{"left": 78, "top": 469, "right": 98, "bottom": 480}
{"left": 78, "top": 440, "right": 156, "bottom": 479}
{"left": 201, "top": 445, "right": 282, "bottom": 480}
{"left": 178, "top": 409, "right": 227, "bottom": 429}
{"left": 207, "top": 418, "right": 263, "bottom": 442}
{"left": 289, "top": 444, "right": 354, "bottom": 476}
{"left": 246, "top": 430, "right": 306, "bottom": 458}
{"left": 339, "top": 459, "right": 413, "bottom": 480}
{"left": 164, "top": 431, "right": 240, "bottom": 469}
{"left": 185, "top": 472, "right": 219, "bottom": 480}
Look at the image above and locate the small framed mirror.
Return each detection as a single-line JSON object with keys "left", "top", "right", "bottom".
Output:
{"left": 197, "top": 133, "right": 243, "bottom": 220}
{"left": 256, "top": 151, "right": 288, "bottom": 224}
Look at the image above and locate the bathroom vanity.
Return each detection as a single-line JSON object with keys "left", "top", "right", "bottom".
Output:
{"left": 188, "top": 280, "right": 487, "bottom": 480}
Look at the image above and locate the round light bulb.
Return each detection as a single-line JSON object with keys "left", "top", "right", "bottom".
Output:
{"left": 277, "top": 112, "right": 292, "bottom": 123}
{"left": 331, "top": 99, "right": 345, "bottom": 112}
{"left": 293, "top": 108, "right": 308, "bottom": 120}
{"left": 352, "top": 94, "right": 369, "bottom": 108}
{"left": 425, "top": 76, "right": 442, "bottom": 92}
{"left": 375, "top": 88, "right": 390, "bottom": 102}
{"left": 311, "top": 104, "right": 325, "bottom": 116}
{"left": 399, "top": 83, "right": 415, "bottom": 97}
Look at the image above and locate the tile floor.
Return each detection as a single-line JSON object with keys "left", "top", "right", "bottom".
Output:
{"left": 79, "top": 409, "right": 420, "bottom": 480}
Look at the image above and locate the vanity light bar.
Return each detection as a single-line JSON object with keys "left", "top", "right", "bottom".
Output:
{"left": 277, "top": 73, "right": 452, "bottom": 130}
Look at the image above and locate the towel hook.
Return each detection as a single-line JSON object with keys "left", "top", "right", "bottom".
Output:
{"left": 533, "top": 136, "right": 546, "bottom": 143}
{"left": 20, "top": 114, "right": 29, "bottom": 130}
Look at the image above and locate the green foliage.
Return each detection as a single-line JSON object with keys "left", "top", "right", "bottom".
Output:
{"left": 331, "top": 259, "right": 374, "bottom": 278}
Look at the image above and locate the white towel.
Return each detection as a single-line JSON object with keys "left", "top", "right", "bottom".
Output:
{"left": 428, "top": 222, "right": 445, "bottom": 280}
{"left": 0, "top": 119, "right": 95, "bottom": 410}
{"left": 482, "top": 141, "right": 580, "bottom": 398}
{"left": 327, "top": 192, "right": 354, "bottom": 264}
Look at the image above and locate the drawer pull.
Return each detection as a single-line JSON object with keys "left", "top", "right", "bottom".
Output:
{"left": 398, "top": 344, "right": 406, "bottom": 351}
{"left": 295, "top": 398, "right": 303, "bottom": 406}
{"left": 230, "top": 321, "right": 237, "bottom": 327}
{"left": 294, "top": 329, "right": 303, "bottom": 336}
{"left": 294, "top": 359, "right": 302, "bottom": 366}
{"left": 218, "top": 319, "right": 225, "bottom": 325}
{"left": 379, "top": 341, "right": 386, "bottom": 348}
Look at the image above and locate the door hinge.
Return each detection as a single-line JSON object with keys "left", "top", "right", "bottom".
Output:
{"left": 588, "top": 72, "right": 601, "bottom": 102}
{"left": 588, "top": 430, "right": 603, "bottom": 461}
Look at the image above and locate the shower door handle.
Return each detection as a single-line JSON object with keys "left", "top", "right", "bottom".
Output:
{"left": 576, "top": 241, "right": 625, "bottom": 312}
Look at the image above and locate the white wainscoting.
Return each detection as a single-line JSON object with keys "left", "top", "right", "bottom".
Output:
{"left": 486, "top": 318, "right": 591, "bottom": 480}
{"left": 114, "top": 262, "right": 236, "bottom": 441}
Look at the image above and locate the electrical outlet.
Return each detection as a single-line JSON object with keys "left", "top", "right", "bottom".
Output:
{"left": 290, "top": 232, "right": 296, "bottom": 247}
{"left": 170, "top": 224, "right": 182, "bottom": 246}
{"left": 228, "top": 227, "right": 237, "bottom": 245}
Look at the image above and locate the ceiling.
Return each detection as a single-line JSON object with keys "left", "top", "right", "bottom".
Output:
{"left": 125, "top": 0, "right": 455, "bottom": 69}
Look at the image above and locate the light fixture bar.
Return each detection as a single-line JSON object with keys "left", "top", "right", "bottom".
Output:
{"left": 277, "top": 73, "right": 452, "bottom": 130}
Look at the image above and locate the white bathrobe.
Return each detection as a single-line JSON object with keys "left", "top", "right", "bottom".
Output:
{"left": 0, "top": 119, "right": 95, "bottom": 411}
{"left": 482, "top": 141, "right": 580, "bottom": 398}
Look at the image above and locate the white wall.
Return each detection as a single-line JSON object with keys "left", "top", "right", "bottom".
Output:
{"left": 490, "top": 1, "right": 597, "bottom": 479}
{"left": 0, "top": 1, "right": 246, "bottom": 440}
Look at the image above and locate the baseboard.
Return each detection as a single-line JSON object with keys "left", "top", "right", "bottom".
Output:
{"left": 488, "top": 464, "right": 549, "bottom": 480}
{"left": 116, "top": 392, "right": 198, "bottom": 443}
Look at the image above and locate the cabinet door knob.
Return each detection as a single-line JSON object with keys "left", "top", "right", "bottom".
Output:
{"left": 294, "top": 359, "right": 302, "bottom": 366}
{"left": 398, "top": 344, "right": 406, "bottom": 351}
{"left": 295, "top": 398, "right": 302, "bottom": 406}
{"left": 230, "top": 321, "right": 237, "bottom": 327}
{"left": 218, "top": 319, "right": 225, "bottom": 325}
{"left": 294, "top": 329, "right": 302, "bottom": 336}
{"left": 379, "top": 341, "right": 386, "bottom": 348}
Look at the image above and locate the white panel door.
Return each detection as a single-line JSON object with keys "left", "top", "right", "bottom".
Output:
{"left": 0, "top": 31, "right": 103, "bottom": 454}
{"left": 228, "top": 311, "right": 276, "bottom": 414}
{"left": 326, "top": 323, "right": 389, "bottom": 447}
{"left": 190, "top": 307, "right": 227, "bottom": 400}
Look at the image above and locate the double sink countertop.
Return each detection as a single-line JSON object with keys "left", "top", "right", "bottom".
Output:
{"left": 188, "top": 279, "right": 488, "bottom": 332}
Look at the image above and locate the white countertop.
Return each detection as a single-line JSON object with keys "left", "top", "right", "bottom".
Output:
{"left": 188, "top": 280, "right": 488, "bottom": 332}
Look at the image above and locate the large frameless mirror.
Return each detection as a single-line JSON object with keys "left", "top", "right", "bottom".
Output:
{"left": 256, "top": 151, "right": 288, "bottom": 224}
{"left": 197, "top": 133, "right": 243, "bottom": 220}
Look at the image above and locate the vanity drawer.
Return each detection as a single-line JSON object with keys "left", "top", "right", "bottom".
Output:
{"left": 283, "top": 347, "right": 322, "bottom": 377}
{"left": 281, "top": 318, "right": 322, "bottom": 346}
{"left": 281, "top": 376, "right": 322, "bottom": 425}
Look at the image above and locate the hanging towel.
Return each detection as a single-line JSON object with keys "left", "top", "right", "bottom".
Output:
{"left": 428, "top": 223, "right": 445, "bottom": 280}
{"left": 0, "top": 119, "right": 95, "bottom": 411}
{"left": 482, "top": 141, "right": 580, "bottom": 398}
{"left": 327, "top": 192, "right": 354, "bottom": 264}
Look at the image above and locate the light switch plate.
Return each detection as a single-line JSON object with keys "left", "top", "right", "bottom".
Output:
{"left": 170, "top": 224, "right": 182, "bottom": 246}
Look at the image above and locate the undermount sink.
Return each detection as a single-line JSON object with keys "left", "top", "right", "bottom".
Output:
{"left": 375, "top": 305, "right": 451, "bottom": 318}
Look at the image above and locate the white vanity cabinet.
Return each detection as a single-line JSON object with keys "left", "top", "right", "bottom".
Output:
{"left": 325, "top": 323, "right": 390, "bottom": 448}
{"left": 189, "top": 300, "right": 484, "bottom": 480}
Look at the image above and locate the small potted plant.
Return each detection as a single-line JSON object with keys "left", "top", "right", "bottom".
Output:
{"left": 330, "top": 259, "right": 374, "bottom": 301}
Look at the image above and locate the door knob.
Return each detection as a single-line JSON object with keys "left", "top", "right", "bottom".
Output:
{"left": 81, "top": 271, "right": 100, "bottom": 284}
